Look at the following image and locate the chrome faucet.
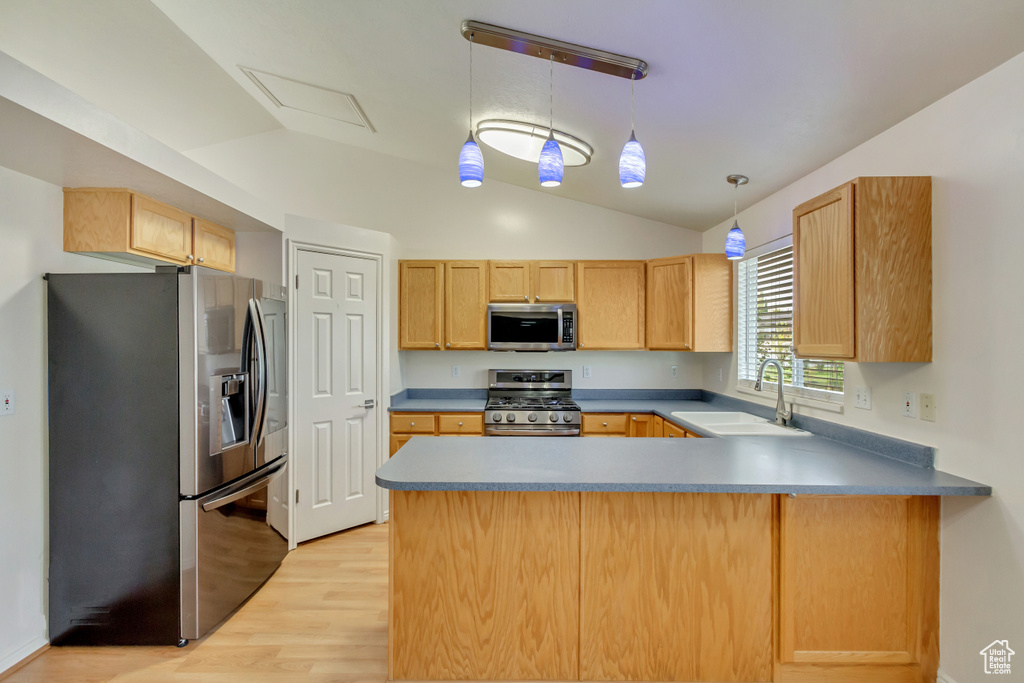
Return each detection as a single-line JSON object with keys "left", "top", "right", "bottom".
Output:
{"left": 755, "top": 359, "right": 793, "bottom": 426}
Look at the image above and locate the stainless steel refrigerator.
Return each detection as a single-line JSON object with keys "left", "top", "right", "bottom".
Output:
{"left": 46, "top": 265, "right": 288, "bottom": 646}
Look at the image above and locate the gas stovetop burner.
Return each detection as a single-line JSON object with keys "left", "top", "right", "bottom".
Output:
{"left": 485, "top": 369, "right": 580, "bottom": 435}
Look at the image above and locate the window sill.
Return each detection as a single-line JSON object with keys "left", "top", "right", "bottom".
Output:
{"left": 736, "top": 385, "right": 845, "bottom": 414}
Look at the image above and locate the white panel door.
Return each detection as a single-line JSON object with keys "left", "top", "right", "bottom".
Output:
{"left": 295, "top": 249, "right": 378, "bottom": 542}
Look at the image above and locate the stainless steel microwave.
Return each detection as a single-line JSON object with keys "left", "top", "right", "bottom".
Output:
{"left": 487, "top": 303, "right": 576, "bottom": 351}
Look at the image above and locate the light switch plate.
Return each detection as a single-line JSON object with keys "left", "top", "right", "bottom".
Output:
{"left": 583, "top": 365, "right": 592, "bottom": 379}
{"left": 854, "top": 386, "right": 872, "bottom": 410}
{"left": 0, "top": 390, "right": 13, "bottom": 415}
{"left": 921, "top": 393, "right": 936, "bottom": 422}
{"left": 451, "top": 365, "right": 460, "bottom": 378}
{"left": 671, "top": 365, "right": 678, "bottom": 378}
{"left": 903, "top": 392, "right": 918, "bottom": 418}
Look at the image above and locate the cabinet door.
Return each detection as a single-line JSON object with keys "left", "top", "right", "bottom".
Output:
{"left": 488, "top": 261, "right": 531, "bottom": 303}
{"left": 131, "top": 194, "right": 193, "bottom": 264}
{"left": 793, "top": 183, "right": 856, "bottom": 358}
{"left": 192, "top": 218, "right": 235, "bottom": 272}
{"left": 646, "top": 256, "right": 693, "bottom": 350}
{"left": 628, "top": 414, "right": 655, "bottom": 437}
{"left": 652, "top": 415, "right": 664, "bottom": 437}
{"left": 577, "top": 261, "right": 645, "bottom": 349}
{"left": 399, "top": 261, "right": 444, "bottom": 349}
{"left": 532, "top": 261, "right": 575, "bottom": 302}
{"left": 663, "top": 421, "right": 686, "bottom": 438}
{"left": 445, "top": 261, "right": 488, "bottom": 350}
{"left": 779, "top": 495, "right": 939, "bottom": 681}
{"left": 390, "top": 434, "right": 414, "bottom": 457}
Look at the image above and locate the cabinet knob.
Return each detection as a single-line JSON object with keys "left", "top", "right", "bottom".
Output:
{"left": 632, "top": 417, "right": 637, "bottom": 421}
{"left": 683, "top": 344, "right": 691, "bottom": 350}
{"left": 580, "top": 343, "right": 584, "bottom": 348}
{"left": 524, "top": 295, "right": 529, "bottom": 301}
{"left": 435, "top": 342, "right": 440, "bottom": 348}
{"left": 198, "top": 257, "right": 205, "bottom": 263}
{"left": 458, "top": 421, "right": 463, "bottom": 426}
{"left": 603, "top": 422, "right": 608, "bottom": 427}
{"left": 410, "top": 422, "right": 415, "bottom": 427}
{"left": 535, "top": 296, "right": 540, "bottom": 301}
{"left": 669, "top": 433, "right": 676, "bottom": 438}
{"left": 446, "top": 343, "right": 451, "bottom": 348}
{"left": 187, "top": 254, "right": 194, "bottom": 261}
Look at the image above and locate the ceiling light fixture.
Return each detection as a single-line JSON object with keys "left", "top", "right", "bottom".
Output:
{"left": 476, "top": 121, "right": 592, "bottom": 166}
{"left": 725, "top": 174, "right": 748, "bottom": 260}
{"left": 538, "top": 54, "right": 563, "bottom": 188}
{"left": 619, "top": 74, "right": 646, "bottom": 188}
{"left": 458, "top": 32, "right": 484, "bottom": 188}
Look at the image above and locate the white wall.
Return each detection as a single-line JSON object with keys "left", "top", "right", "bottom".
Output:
{"left": 702, "top": 51, "right": 1024, "bottom": 682}
{"left": 402, "top": 350, "right": 702, "bottom": 390}
{"left": 234, "top": 230, "right": 284, "bottom": 284}
{"left": 0, "top": 165, "right": 148, "bottom": 672}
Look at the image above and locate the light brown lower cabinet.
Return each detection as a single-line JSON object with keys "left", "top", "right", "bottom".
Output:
{"left": 390, "top": 491, "right": 938, "bottom": 682}
{"left": 581, "top": 413, "right": 628, "bottom": 436}
{"left": 583, "top": 413, "right": 698, "bottom": 438}
{"left": 389, "top": 412, "right": 484, "bottom": 456}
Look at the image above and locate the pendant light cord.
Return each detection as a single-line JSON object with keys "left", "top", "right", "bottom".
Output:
{"left": 630, "top": 73, "right": 636, "bottom": 132}
{"left": 734, "top": 187, "right": 738, "bottom": 221}
{"left": 549, "top": 53, "right": 554, "bottom": 132}
{"left": 469, "top": 34, "right": 474, "bottom": 129}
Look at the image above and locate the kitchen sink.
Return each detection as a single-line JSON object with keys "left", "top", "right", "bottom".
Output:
{"left": 670, "top": 411, "right": 811, "bottom": 437}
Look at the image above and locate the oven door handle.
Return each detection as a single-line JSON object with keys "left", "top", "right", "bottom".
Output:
{"left": 484, "top": 428, "right": 580, "bottom": 436}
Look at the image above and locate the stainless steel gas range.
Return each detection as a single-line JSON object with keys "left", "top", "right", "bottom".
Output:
{"left": 485, "top": 369, "right": 581, "bottom": 436}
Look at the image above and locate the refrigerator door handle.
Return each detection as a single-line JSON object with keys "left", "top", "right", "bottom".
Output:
{"left": 201, "top": 457, "right": 287, "bottom": 512}
{"left": 253, "top": 298, "right": 270, "bottom": 447}
{"left": 246, "top": 298, "right": 267, "bottom": 450}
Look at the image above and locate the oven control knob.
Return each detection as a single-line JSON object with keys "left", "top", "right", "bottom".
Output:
{"left": 528, "top": 412, "right": 538, "bottom": 422}
{"left": 492, "top": 413, "right": 502, "bottom": 422}
{"left": 549, "top": 413, "right": 559, "bottom": 423}
{"left": 563, "top": 413, "right": 572, "bottom": 422}
{"left": 506, "top": 413, "right": 516, "bottom": 422}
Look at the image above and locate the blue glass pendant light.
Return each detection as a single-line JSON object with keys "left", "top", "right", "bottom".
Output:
{"left": 725, "top": 174, "right": 748, "bottom": 260}
{"left": 459, "top": 33, "right": 484, "bottom": 187}
{"left": 619, "top": 74, "right": 646, "bottom": 188}
{"left": 538, "top": 54, "right": 564, "bottom": 187}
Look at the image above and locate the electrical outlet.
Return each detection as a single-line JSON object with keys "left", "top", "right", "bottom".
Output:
{"left": 670, "top": 365, "right": 678, "bottom": 378}
{"left": 921, "top": 393, "right": 936, "bottom": 422}
{"left": 451, "top": 365, "right": 460, "bottom": 378}
{"left": 0, "top": 390, "right": 13, "bottom": 415}
{"left": 903, "top": 392, "right": 918, "bottom": 418}
{"left": 583, "top": 365, "right": 592, "bottom": 379}
{"left": 854, "top": 386, "right": 872, "bottom": 410}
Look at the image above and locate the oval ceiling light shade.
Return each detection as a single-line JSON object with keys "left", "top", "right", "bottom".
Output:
{"left": 725, "top": 220, "right": 746, "bottom": 260}
{"left": 538, "top": 133, "right": 564, "bottom": 187}
{"left": 619, "top": 131, "right": 646, "bottom": 188}
{"left": 459, "top": 132, "right": 484, "bottom": 187}
{"left": 476, "top": 120, "right": 592, "bottom": 166}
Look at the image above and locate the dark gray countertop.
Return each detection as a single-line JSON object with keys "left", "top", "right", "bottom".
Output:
{"left": 375, "top": 436, "right": 991, "bottom": 496}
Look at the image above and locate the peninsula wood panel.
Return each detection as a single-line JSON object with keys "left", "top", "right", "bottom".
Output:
{"left": 646, "top": 256, "right": 693, "bottom": 350}
{"left": 577, "top": 261, "right": 645, "bottom": 349}
{"left": 852, "top": 177, "right": 932, "bottom": 362}
{"left": 778, "top": 495, "right": 939, "bottom": 682}
{"left": 192, "top": 218, "right": 235, "bottom": 272}
{"left": 692, "top": 253, "right": 733, "bottom": 351}
{"left": 131, "top": 194, "right": 193, "bottom": 264}
{"left": 398, "top": 261, "right": 443, "bottom": 349}
{"left": 488, "top": 261, "right": 530, "bottom": 302}
{"left": 533, "top": 260, "right": 575, "bottom": 301}
{"left": 793, "top": 183, "right": 856, "bottom": 358}
{"left": 444, "top": 261, "right": 487, "bottom": 350}
{"left": 581, "top": 492, "right": 773, "bottom": 682}
{"left": 389, "top": 490, "right": 580, "bottom": 681}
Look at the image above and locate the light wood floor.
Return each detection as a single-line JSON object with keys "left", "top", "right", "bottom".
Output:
{"left": 6, "top": 522, "right": 389, "bottom": 682}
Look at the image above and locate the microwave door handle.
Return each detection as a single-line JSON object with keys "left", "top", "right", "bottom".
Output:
{"left": 246, "top": 298, "right": 266, "bottom": 449}
{"left": 557, "top": 307, "right": 563, "bottom": 349}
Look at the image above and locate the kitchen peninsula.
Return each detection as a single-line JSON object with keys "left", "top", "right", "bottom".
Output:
{"left": 377, "top": 435, "right": 989, "bottom": 683}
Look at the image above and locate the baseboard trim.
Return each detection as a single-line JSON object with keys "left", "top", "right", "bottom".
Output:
{"left": 936, "top": 669, "right": 958, "bottom": 683}
{"left": 0, "top": 639, "right": 49, "bottom": 680}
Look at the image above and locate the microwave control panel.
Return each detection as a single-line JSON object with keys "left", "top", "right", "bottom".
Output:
{"left": 562, "top": 313, "right": 575, "bottom": 344}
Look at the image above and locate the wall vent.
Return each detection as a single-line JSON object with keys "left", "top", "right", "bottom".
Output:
{"left": 239, "top": 66, "right": 375, "bottom": 132}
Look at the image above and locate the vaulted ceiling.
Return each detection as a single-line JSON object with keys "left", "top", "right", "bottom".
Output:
{"left": 2, "top": 0, "right": 1023, "bottom": 230}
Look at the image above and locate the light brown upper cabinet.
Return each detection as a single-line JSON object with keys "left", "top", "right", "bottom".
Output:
{"left": 793, "top": 177, "right": 931, "bottom": 362}
{"left": 399, "top": 261, "right": 444, "bottom": 349}
{"left": 399, "top": 260, "right": 488, "bottom": 350}
{"left": 64, "top": 188, "right": 237, "bottom": 272}
{"left": 488, "top": 261, "right": 575, "bottom": 303}
{"left": 192, "top": 218, "right": 236, "bottom": 273}
{"left": 646, "top": 254, "right": 732, "bottom": 351}
{"left": 577, "top": 261, "right": 645, "bottom": 349}
{"left": 444, "top": 261, "right": 488, "bottom": 350}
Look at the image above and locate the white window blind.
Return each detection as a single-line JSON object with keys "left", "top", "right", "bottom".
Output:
{"left": 738, "top": 245, "right": 844, "bottom": 398}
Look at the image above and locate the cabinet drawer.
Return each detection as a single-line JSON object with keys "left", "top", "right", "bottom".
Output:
{"left": 663, "top": 421, "right": 687, "bottom": 438}
{"left": 438, "top": 413, "right": 484, "bottom": 435}
{"left": 582, "top": 413, "right": 627, "bottom": 435}
{"left": 390, "top": 413, "right": 436, "bottom": 434}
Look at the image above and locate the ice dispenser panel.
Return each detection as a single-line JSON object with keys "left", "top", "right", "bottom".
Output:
{"left": 211, "top": 373, "right": 249, "bottom": 455}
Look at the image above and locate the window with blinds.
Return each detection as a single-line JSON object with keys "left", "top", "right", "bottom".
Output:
{"left": 738, "top": 245, "right": 844, "bottom": 398}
